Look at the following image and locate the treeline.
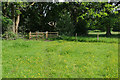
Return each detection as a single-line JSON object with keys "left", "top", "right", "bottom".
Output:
{"left": 2, "top": 2, "right": 120, "bottom": 39}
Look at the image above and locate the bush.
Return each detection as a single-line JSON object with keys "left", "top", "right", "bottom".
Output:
{"left": 24, "top": 34, "right": 29, "bottom": 39}
{"left": 2, "top": 16, "right": 13, "bottom": 34}
{"left": 2, "top": 31, "right": 17, "bottom": 40}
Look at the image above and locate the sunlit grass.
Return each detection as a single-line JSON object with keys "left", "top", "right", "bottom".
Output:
{"left": 88, "top": 31, "right": 118, "bottom": 35}
{"left": 2, "top": 39, "right": 118, "bottom": 78}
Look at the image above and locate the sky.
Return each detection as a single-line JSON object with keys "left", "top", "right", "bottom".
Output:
{"left": 59, "top": 0, "right": 64, "bottom": 2}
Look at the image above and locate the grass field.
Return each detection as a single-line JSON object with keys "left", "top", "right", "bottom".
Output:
{"left": 0, "top": 40, "right": 2, "bottom": 79}
{"left": 2, "top": 35, "right": 118, "bottom": 78}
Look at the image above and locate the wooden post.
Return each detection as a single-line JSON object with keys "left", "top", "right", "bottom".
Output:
{"left": 46, "top": 31, "right": 48, "bottom": 40}
{"left": 57, "top": 32, "right": 58, "bottom": 36}
{"left": 29, "top": 31, "right": 31, "bottom": 40}
{"left": 42, "top": 32, "right": 44, "bottom": 39}
{"left": 36, "top": 32, "right": 37, "bottom": 40}
{"left": 75, "top": 33, "right": 77, "bottom": 41}
{"left": 97, "top": 33, "right": 99, "bottom": 40}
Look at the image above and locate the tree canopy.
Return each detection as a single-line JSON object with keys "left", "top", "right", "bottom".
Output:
{"left": 2, "top": 2, "right": 120, "bottom": 36}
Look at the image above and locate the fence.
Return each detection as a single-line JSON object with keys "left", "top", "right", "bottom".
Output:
{"left": 29, "top": 31, "right": 58, "bottom": 40}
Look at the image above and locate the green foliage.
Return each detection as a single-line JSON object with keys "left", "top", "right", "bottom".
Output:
{"left": 2, "top": 16, "right": 13, "bottom": 33}
{"left": 75, "top": 17, "right": 88, "bottom": 35}
{"left": 57, "top": 10, "right": 75, "bottom": 36}
{"left": 112, "top": 14, "right": 120, "bottom": 31}
{"left": 24, "top": 34, "right": 29, "bottom": 39}
{"left": 2, "top": 2, "right": 119, "bottom": 36}
{"left": 2, "top": 31, "right": 17, "bottom": 40}
{"left": 112, "top": 23, "right": 120, "bottom": 31}
{"left": 97, "top": 14, "right": 118, "bottom": 32}
{"left": 2, "top": 16, "right": 17, "bottom": 40}
{"left": 16, "top": 10, "right": 21, "bottom": 14}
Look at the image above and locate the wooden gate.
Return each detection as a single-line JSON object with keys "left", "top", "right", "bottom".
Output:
{"left": 29, "top": 31, "right": 58, "bottom": 40}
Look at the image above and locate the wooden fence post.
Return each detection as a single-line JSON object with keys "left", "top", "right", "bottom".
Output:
{"left": 57, "top": 32, "right": 58, "bottom": 36}
{"left": 42, "top": 32, "right": 44, "bottom": 39}
{"left": 29, "top": 31, "right": 31, "bottom": 40}
{"left": 75, "top": 33, "right": 78, "bottom": 41}
{"left": 97, "top": 33, "right": 99, "bottom": 40}
{"left": 36, "top": 32, "right": 37, "bottom": 40}
{"left": 46, "top": 31, "right": 48, "bottom": 40}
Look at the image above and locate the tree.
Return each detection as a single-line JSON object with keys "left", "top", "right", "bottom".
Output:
{"left": 56, "top": 10, "right": 75, "bottom": 36}
{"left": 19, "top": 2, "right": 61, "bottom": 33}
{"left": 2, "top": 2, "right": 35, "bottom": 34}
{"left": 78, "top": 2, "right": 118, "bottom": 35}
{"left": 2, "top": 2, "right": 119, "bottom": 36}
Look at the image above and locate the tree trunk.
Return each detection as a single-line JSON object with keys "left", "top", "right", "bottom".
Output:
{"left": 11, "top": 3, "right": 15, "bottom": 33}
{"left": 106, "top": 26, "right": 111, "bottom": 36}
{"left": 15, "top": 14, "right": 20, "bottom": 34}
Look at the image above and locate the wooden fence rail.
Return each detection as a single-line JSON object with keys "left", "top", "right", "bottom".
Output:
{"left": 29, "top": 31, "right": 58, "bottom": 40}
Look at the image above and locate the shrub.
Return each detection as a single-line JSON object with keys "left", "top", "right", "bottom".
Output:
{"left": 2, "top": 16, "right": 13, "bottom": 34}
{"left": 24, "top": 34, "right": 29, "bottom": 39}
{"left": 2, "top": 31, "right": 17, "bottom": 40}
